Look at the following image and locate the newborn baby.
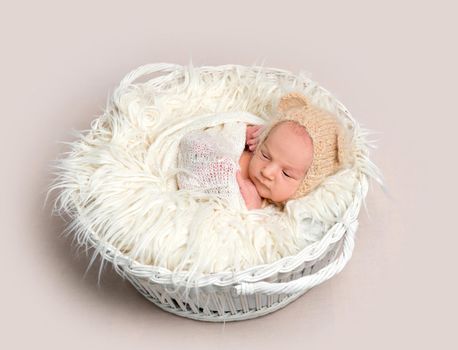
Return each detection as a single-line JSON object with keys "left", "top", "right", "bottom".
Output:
{"left": 237, "top": 120, "right": 313, "bottom": 209}
{"left": 176, "top": 92, "right": 354, "bottom": 210}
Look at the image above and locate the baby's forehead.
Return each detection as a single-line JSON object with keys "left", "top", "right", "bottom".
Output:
{"left": 269, "top": 121, "right": 311, "bottom": 143}
{"left": 261, "top": 121, "right": 313, "bottom": 170}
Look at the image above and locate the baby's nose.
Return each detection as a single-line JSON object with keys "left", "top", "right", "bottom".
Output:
{"left": 261, "top": 166, "right": 275, "bottom": 180}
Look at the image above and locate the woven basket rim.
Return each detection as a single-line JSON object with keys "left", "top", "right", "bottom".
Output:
{"left": 83, "top": 191, "right": 364, "bottom": 288}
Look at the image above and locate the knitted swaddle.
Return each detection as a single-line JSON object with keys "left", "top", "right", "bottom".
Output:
{"left": 176, "top": 119, "right": 247, "bottom": 210}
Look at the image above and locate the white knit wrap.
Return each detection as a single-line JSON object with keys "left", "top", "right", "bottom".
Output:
{"left": 176, "top": 115, "right": 254, "bottom": 210}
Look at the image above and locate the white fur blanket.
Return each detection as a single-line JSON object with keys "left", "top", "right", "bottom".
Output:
{"left": 47, "top": 64, "right": 383, "bottom": 283}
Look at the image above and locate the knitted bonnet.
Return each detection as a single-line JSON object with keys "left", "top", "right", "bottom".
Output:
{"left": 260, "top": 92, "right": 355, "bottom": 201}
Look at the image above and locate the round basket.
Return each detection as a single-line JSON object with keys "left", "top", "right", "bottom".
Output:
{"left": 47, "top": 63, "right": 383, "bottom": 322}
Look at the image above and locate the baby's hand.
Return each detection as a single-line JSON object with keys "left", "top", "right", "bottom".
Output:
{"left": 246, "top": 125, "right": 264, "bottom": 152}
{"left": 236, "top": 170, "right": 263, "bottom": 210}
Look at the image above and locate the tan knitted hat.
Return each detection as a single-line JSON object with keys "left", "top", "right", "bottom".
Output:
{"left": 262, "top": 92, "right": 355, "bottom": 201}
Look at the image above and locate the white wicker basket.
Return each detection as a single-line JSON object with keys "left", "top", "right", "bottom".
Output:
{"left": 48, "top": 63, "right": 382, "bottom": 322}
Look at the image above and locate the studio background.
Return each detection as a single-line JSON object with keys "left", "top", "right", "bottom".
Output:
{"left": 1, "top": 1, "right": 456, "bottom": 349}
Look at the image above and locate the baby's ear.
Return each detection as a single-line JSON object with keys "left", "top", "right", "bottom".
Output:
{"left": 278, "top": 92, "right": 310, "bottom": 113}
{"left": 336, "top": 127, "right": 355, "bottom": 169}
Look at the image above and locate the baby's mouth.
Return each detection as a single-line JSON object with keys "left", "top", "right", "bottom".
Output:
{"left": 256, "top": 178, "right": 270, "bottom": 190}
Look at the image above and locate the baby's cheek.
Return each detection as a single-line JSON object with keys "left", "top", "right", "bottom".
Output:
{"left": 248, "top": 159, "right": 258, "bottom": 180}
{"left": 248, "top": 160, "right": 252, "bottom": 173}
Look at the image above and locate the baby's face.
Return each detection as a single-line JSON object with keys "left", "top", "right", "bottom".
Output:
{"left": 248, "top": 121, "right": 313, "bottom": 202}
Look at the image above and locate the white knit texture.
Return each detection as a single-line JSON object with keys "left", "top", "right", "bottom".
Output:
{"left": 176, "top": 119, "right": 248, "bottom": 210}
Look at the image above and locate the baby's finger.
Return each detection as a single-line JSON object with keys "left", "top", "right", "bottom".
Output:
{"left": 246, "top": 125, "right": 256, "bottom": 134}
{"left": 236, "top": 170, "right": 246, "bottom": 185}
{"left": 253, "top": 126, "right": 264, "bottom": 136}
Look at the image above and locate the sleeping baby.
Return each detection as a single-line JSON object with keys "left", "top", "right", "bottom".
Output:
{"left": 176, "top": 92, "right": 354, "bottom": 210}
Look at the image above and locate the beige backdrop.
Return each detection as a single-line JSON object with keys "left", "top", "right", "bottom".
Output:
{"left": 1, "top": 0, "right": 456, "bottom": 349}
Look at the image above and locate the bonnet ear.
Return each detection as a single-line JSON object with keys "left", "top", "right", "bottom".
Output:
{"left": 278, "top": 92, "right": 310, "bottom": 113}
{"left": 336, "top": 127, "right": 355, "bottom": 169}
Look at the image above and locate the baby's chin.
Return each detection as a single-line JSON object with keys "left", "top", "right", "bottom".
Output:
{"left": 254, "top": 181, "right": 291, "bottom": 203}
